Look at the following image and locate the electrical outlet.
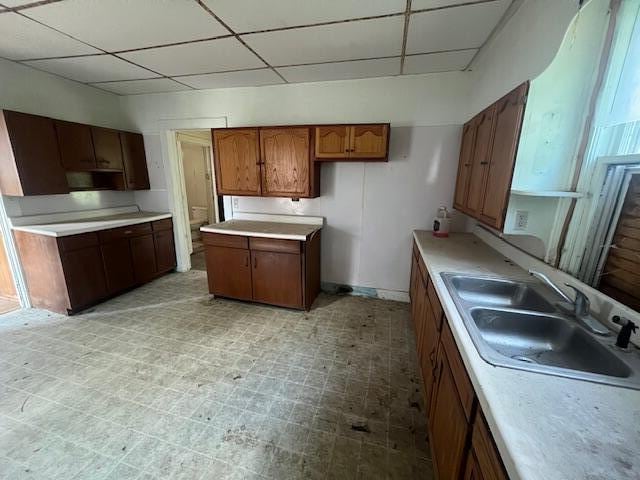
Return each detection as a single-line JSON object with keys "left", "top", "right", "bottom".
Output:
{"left": 232, "top": 198, "right": 239, "bottom": 210}
{"left": 514, "top": 210, "right": 529, "bottom": 230}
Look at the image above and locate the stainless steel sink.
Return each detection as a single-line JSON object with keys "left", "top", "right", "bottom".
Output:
{"left": 442, "top": 273, "right": 640, "bottom": 389}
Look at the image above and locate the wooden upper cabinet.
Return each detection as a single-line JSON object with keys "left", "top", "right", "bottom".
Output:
{"left": 91, "top": 127, "right": 123, "bottom": 170}
{"left": 213, "top": 128, "right": 261, "bottom": 196}
{"left": 121, "top": 132, "right": 150, "bottom": 190}
{"left": 314, "top": 124, "right": 389, "bottom": 160}
{"left": 349, "top": 124, "right": 388, "bottom": 159}
{"left": 0, "top": 111, "right": 69, "bottom": 196}
{"left": 465, "top": 106, "right": 496, "bottom": 217}
{"left": 315, "top": 125, "right": 350, "bottom": 158}
{"left": 480, "top": 82, "right": 529, "bottom": 230}
{"left": 55, "top": 120, "right": 96, "bottom": 171}
{"left": 260, "top": 127, "right": 312, "bottom": 197}
{"left": 453, "top": 120, "right": 478, "bottom": 212}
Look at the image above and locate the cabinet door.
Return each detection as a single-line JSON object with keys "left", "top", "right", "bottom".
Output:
{"left": 420, "top": 293, "right": 440, "bottom": 413}
{"left": 154, "top": 229, "right": 176, "bottom": 273}
{"left": 453, "top": 121, "right": 478, "bottom": 212}
{"left": 465, "top": 108, "right": 496, "bottom": 217}
{"left": 212, "top": 128, "right": 261, "bottom": 196}
{"left": 480, "top": 83, "right": 528, "bottom": 230}
{"left": 101, "top": 238, "right": 135, "bottom": 294}
{"left": 471, "top": 414, "right": 509, "bottom": 480}
{"left": 349, "top": 124, "right": 388, "bottom": 159}
{"left": 60, "top": 246, "right": 107, "bottom": 310}
{"left": 121, "top": 132, "right": 150, "bottom": 190}
{"left": 409, "top": 250, "right": 419, "bottom": 303}
{"left": 429, "top": 349, "right": 470, "bottom": 480}
{"left": 251, "top": 250, "right": 302, "bottom": 308}
{"left": 315, "top": 126, "right": 350, "bottom": 158}
{"left": 0, "top": 111, "right": 69, "bottom": 196}
{"left": 260, "top": 127, "right": 310, "bottom": 197}
{"left": 92, "top": 127, "right": 123, "bottom": 170}
{"left": 205, "top": 245, "right": 252, "bottom": 300}
{"left": 131, "top": 233, "right": 157, "bottom": 283}
{"left": 55, "top": 120, "right": 96, "bottom": 171}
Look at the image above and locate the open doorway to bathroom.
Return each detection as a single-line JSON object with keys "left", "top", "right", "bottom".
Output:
{"left": 175, "top": 130, "right": 219, "bottom": 271}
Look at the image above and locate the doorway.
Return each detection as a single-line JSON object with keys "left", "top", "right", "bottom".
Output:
{"left": 175, "top": 130, "right": 219, "bottom": 271}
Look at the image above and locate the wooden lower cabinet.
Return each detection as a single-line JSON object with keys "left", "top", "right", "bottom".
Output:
{"left": 14, "top": 218, "right": 176, "bottom": 314}
{"left": 409, "top": 240, "right": 509, "bottom": 480}
{"left": 203, "top": 231, "right": 320, "bottom": 310}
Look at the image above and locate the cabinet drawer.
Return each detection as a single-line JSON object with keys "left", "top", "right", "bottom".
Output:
{"left": 441, "top": 322, "right": 476, "bottom": 422}
{"left": 98, "top": 222, "right": 152, "bottom": 243}
{"left": 427, "top": 280, "right": 443, "bottom": 331}
{"left": 249, "top": 237, "right": 301, "bottom": 254}
{"left": 152, "top": 218, "right": 173, "bottom": 231}
{"left": 202, "top": 232, "right": 248, "bottom": 249}
{"left": 58, "top": 232, "right": 99, "bottom": 252}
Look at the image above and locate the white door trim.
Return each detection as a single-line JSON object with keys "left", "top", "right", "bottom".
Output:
{"left": 156, "top": 117, "right": 227, "bottom": 272}
{"left": 0, "top": 197, "right": 29, "bottom": 308}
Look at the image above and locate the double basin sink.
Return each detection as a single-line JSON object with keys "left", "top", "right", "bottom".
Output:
{"left": 441, "top": 273, "right": 640, "bottom": 389}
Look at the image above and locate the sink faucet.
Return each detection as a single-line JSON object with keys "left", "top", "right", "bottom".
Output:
{"left": 528, "top": 270, "right": 610, "bottom": 336}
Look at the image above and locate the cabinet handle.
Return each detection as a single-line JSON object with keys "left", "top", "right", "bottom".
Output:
{"left": 245, "top": 256, "right": 248, "bottom": 267}
{"left": 253, "top": 257, "right": 257, "bottom": 268}
{"left": 480, "top": 161, "right": 489, "bottom": 165}
{"left": 124, "top": 230, "right": 133, "bottom": 235}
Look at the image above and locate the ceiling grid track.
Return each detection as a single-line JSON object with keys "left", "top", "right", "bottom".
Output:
{"left": 0, "top": 0, "right": 514, "bottom": 94}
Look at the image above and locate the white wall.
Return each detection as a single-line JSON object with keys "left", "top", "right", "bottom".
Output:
{"left": 121, "top": 73, "right": 471, "bottom": 293}
{"left": 0, "top": 58, "right": 136, "bottom": 218}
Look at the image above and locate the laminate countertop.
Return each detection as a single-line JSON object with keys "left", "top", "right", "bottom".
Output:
{"left": 413, "top": 231, "right": 640, "bottom": 480}
{"left": 11, "top": 211, "right": 172, "bottom": 237}
{"left": 201, "top": 219, "right": 321, "bottom": 241}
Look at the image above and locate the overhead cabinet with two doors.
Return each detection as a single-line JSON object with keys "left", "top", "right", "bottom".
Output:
{"left": 212, "top": 123, "right": 389, "bottom": 198}
{"left": 453, "top": 82, "right": 529, "bottom": 230}
{"left": 0, "top": 109, "right": 150, "bottom": 196}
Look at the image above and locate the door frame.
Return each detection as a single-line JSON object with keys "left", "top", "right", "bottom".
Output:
{"left": 0, "top": 198, "right": 29, "bottom": 308}
{"left": 157, "top": 117, "right": 228, "bottom": 272}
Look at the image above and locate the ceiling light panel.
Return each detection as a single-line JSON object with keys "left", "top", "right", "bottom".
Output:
{"left": 203, "top": 0, "right": 406, "bottom": 32}
{"left": 23, "top": 0, "right": 229, "bottom": 51}
{"left": 175, "top": 68, "right": 284, "bottom": 90}
{"left": 242, "top": 16, "right": 404, "bottom": 66}
{"left": 278, "top": 57, "right": 400, "bottom": 83}
{"left": 406, "top": 1, "right": 510, "bottom": 54}
{"left": 0, "top": 12, "right": 100, "bottom": 60}
{"left": 24, "top": 55, "right": 159, "bottom": 83}
{"left": 91, "top": 78, "right": 190, "bottom": 95}
{"left": 404, "top": 49, "right": 477, "bottom": 74}
{"left": 120, "top": 37, "right": 265, "bottom": 77}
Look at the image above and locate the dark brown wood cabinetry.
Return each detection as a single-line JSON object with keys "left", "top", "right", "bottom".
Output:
{"left": 314, "top": 124, "right": 389, "bottom": 161}
{"left": 203, "top": 231, "right": 320, "bottom": 310}
{"left": 453, "top": 83, "right": 528, "bottom": 230}
{"left": 0, "top": 111, "right": 69, "bottom": 196}
{"left": 14, "top": 218, "right": 175, "bottom": 314}
{"left": 0, "top": 109, "right": 150, "bottom": 196}
{"left": 409, "top": 240, "right": 509, "bottom": 480}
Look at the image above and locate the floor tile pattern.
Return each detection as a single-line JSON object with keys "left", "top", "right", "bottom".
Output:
{"left": 0, "top": 270, "right": 432, "bottom": 479}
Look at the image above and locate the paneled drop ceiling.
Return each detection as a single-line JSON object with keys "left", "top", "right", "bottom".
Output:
{"left": 0, "top": 0, "right": 513, "bottom": 95}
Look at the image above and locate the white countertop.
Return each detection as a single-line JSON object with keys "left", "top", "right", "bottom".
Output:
{"left": 413, "top": 231, "right": 640, "bottom": 480}
{"left": 11, "top": 211, "right": 172, "bottom": 237}
{"left": 201, "top": 219, "right": 321, "bottom": 241}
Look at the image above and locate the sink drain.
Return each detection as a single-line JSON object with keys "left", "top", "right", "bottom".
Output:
{"left": 511, "top": 355, "right": 538, "bottom": 364}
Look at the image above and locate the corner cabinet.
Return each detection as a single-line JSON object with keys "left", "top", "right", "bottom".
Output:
{"left": 453, "top": 83, "right": 528, "bottom": 230}
{"left": 410, "top": 241, "right": 510, "bottom": 480}
{"left": 203, "top": 231, "right": 320, "bottom": 310}
{"left": 314, "top": 124, "right": 389, "bottom": 161}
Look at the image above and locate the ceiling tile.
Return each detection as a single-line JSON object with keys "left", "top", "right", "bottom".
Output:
{"left": 404, "top": 49, "right": 477, "bottom": 74}
{"left": 243, "top": 16, "right": 404, "bottom": 66}
{"left": 24, "top": 55, "right": 159, "bottom": 82}
{"left": 412, "top": 0, "right": 507, "bottom": 10}
{"left": 278, "top": 57, "right": 400, "bottom": 83}
{"left": 203, "top": 0, "right": 406, "bottom": 32}
{"left": 120, "top": 38, "right": 264, "bottom": 76}
{"left": 0, "top": 12, "right": 99, "bottom": 60}
{"left": 91, "top": 78, "right": 190, "bottom": 95}
{"left": 23, "top": 0, "right": 229, "bottom": 51}
{"left": 406, "top": 1, "right": 510, "bottom": 54}
{"left": 175, "top": 69, "right": 284, "bottom": 90}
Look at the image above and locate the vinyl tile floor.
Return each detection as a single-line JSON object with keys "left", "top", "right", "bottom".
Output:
{"left": 0, "top": 270, "right": 433, "bottom": 479}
